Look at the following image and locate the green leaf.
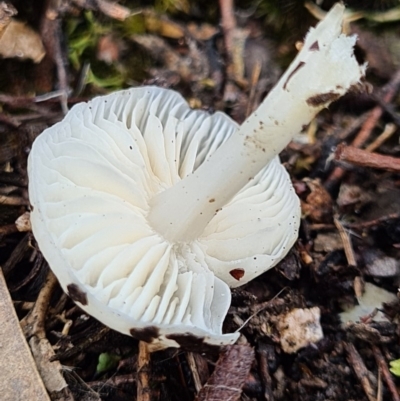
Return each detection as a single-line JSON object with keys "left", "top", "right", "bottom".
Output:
{"left": 67, "top": 11, "right": 110, "bottom": 70}
{"left": 96, "top": 352, "right": 121, "bottom": 374}
{"left": 390, "top": 359, "right": 400, "bottom": 376}
{"left": 86, "top": 67, "right": 124, "bottom": 90}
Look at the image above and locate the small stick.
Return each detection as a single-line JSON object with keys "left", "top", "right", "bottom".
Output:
{"left": 344, "top": 213, "right": 400, "bottom": 229}
{"left": 0, "top": 195, "right": 28, "bottom": 205}
{"left": 326, "top": 68, "right": 400, "bottom": 188}
{"left": 88, "top": 374, "right": 136, "bottom": 388}
{"left": 334, "top": 216, "right": 357, "bottom": 267}
{"left": 40, "top": 1, "right": 69, "bottom": 114}
{"left": 20, "top": 270, "right": 58, "bottom": 339}
{"left": 72, "top": 0, "right": 131, "bottom": 20}
{"left": 187, "top": 352, "right": 203, "bottom": 393}
{"left": 219, "top": 0, "right": 236, "bottom": 60}
{"left": 137, "top": 341, "right": 151, "bottom": 401}
{"left": 345, "top": 342, "right": 377, "bottom": 401}
{"left": 0, "top": 223, "right": 18, "bottom": 236}
{"left": 2, "top": 234, "right": 31, "bottom": 277}
{"left": 365, "top": 123, "right": 396, "bottom": 152}
{"left": 49, "top": 326, "right": 110, "bottom": 361}
{"left": 246, "top": 60, "right": 262, "bottom": 117}
{"left": 257, "top": 343, "right": 274, "bottom": 401}
{"left": 377, "top": 370, "right": 383, "bottom": 401}
{"left": 372, "top": 345, "right": 400, "bottom": 401}
{"left": 335, "top": 144, "right": 400, "bottom": 173}
{"left": 307, "top": 223, "right": 336, "bottom": 230}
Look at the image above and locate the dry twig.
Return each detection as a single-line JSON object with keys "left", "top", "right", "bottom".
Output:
{"left": 88, "top": 374, "right": 136, "bottom": 389}
{"left": 334, "top": 216, "right": 357, "bottom": 267}
{"left": 257, "top": 343, "right": 274, "bottom": 401}
{"left": 326, "top": 69, "right": 400, "bottom": 188}
{"left": 187, "top": 352, "right": 204, "bottom": 393}
{"left": 137, "top": 341, "right": 151, "bottom": 401}
{"left": 335, "top": 144, "right": 400, "bottom": 173}
{"left": 72, "top": 0, "right": 131, "bottom": 20}
{"left": 344, "top": 213, "right": 400, "bottom": 229}
{"left": 372, "top": 345, "right": 400, "bottom": 401}
{"left": 345, "top": 342, "right": 377, "bottom": 401}
{"left": 365, "top": 123, "right": 397, "bottom": 152}
{"left": 21, "top": 269, "right": 58, "bottom": 339}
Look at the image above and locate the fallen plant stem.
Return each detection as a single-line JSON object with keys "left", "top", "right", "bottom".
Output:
{"left": 257, "top": 343, "right": 274, "bottom": 401}
{"left": 0, "top": 194, "right": 28, "bottom": 205}
{"left": 187, "top": 352, "right": 203, "bottom": 393}
{"left": 2, "top": 234, "right": 31, "bottom": 277}
{"left": 72, "top": 0, "right": 132, "bottom": 20}
{"left": 21, "top": 269, "right": 58, "bottom": 339}
{"left": 219, "top": 0, "right": 236, "bottom": 63}
{"left": 326, "top": 68, "right": 400, "bottom": 188}
{"left": 372, "top": 345, "right": 400, "bottom": 401}
{"left": 365, "top": 123, "right": 396, "bottom": 152}
{"left": 335, "top": 144, "right": 400, "bottom": 173}
{"left": 137, "top": 341, "right": 151, "bottom": 401}
{"left": 0, "top": 223, "right": 18, "bottom": 236}
{"left": 345, "top": 342, "right": 377, "bottom": 401}
{"left": 246, "top": 60, "right": 262, "bottom": 117}
{"left": 344, "top": 213, "right": 400, "bottom": 229}
{"left": 334, "top": 216, "right": 357, "bottom": 267}
{"left": 50, "top": 326, "right": 110, "bottom": 361}
{"left": 88, "top": 374, "right": 136, "bottom": 389}
{"left": 40, "top": 0, "right": 69, "bottom": 114}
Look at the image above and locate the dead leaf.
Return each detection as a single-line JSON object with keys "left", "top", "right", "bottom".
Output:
{"left": 0, "top": 2, "right": 45, "bottom": 62}
{"left": 0, "top": 1, "right": 16, "bottom": 34}
{"left": 195, "top": 345, "right": 254, "bottom": 401}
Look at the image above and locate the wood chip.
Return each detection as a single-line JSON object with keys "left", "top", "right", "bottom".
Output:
{"left": 0, "top": 269, "right": 50, "bottom": 401}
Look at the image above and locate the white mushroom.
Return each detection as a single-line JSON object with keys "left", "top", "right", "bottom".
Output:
{"left": 28, "top": 4, "right": 365, "bottom": 349}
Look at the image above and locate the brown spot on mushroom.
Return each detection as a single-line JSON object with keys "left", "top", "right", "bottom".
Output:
{"left": 309, "top": 40, "right": 319, "bottom": 51}
{"left": 67, "top": 283, "right": 88, "bottom": 305}
{"left": 306, "top": 91, "right": 341, "bottom": 107}
{"left": 209, "top": 198, "right": 215, "bottom": 203}
{"left": 130, "top": 326, "right": 160, "bottom": 342}
{"left": 166, "top": 333, "right": 220, "bottom": 353}
{"left": 283, "top": 61, "right": 305, "bottom": 90}
{"left": 348, "top": 80, "right": 373, "bottom": 95}
{"left": 229, "top": 268, "right": 245, "bottom": 280}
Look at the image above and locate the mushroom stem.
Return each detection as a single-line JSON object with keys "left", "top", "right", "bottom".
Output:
{"left": 147, "top": 3, "right": 365, "bottom": 243}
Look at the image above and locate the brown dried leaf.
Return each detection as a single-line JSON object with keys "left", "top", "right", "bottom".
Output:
{"left": 301, "top": 178, "right": 333, "bottom": 223}
{"left": 0, "top": 19, "right": 45, "bottom": 62}
{"left": 0, "top": 1, "right": 16, "bottom": 35}
{"left": 195, "top": 345, "right": 254, "bottom": 401}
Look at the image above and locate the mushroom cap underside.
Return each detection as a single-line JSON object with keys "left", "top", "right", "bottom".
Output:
{"left": 28, "top": 86, "right": 300, "bottom": 347}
